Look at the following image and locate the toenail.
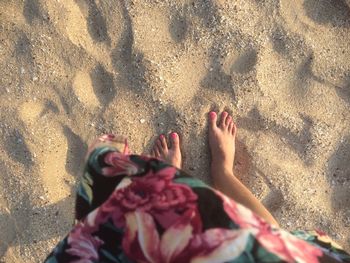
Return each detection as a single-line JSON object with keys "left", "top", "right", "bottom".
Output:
{"left": 209, "top": 111, "right": 216, "bottom": 119}
{"left": 107, "top": 134, "right": 115, "bottom": 139}
{"left": 160, "top": 134, "right": 165, "bottom": 139}
{"left": 171, "top": 132, "right": 177, "bottom": 139}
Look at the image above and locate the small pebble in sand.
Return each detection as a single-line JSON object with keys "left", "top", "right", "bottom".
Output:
{"left": 140, "top": 119, "right": 146, "bottom": 124}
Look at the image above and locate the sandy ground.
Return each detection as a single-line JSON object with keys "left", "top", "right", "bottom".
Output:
{"left": 0, "top": 0, "right": 350, "bottom": 261}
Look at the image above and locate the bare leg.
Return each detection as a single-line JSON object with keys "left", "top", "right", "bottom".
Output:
{"left": 150, "top": 132, "right": 182, "bottom": 169}
{"left": 208, "top": 111, "right": 279, "bottom": 226}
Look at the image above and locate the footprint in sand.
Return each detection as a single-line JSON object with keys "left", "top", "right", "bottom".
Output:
{"left": 72, "top": 62, "right": 117, "bottom": 109}
{"left": 199, "top": 46, "right": 258, "bottom": 99}
{"left": 19, "top": 101, "right": 73, "bottom": 204}
{"left": 45, "top": 0, "right": 114, "bottom": 65}
{"left": 270, "top": 27, "right": 309, "bottom": 59}
{"left": 0, "top": 180, "right": 16, "bottom": 258}
{"left": 23, "top": 0, "right": 43, "bottom": 24}
{"left": 326, "top": 136, "right": 350, "bottom": 217}
{"left": 280, "top": 0, "right": 350, "bottom": 30}
{"left": 131, "top": 2, "right": 186, "bottom": 60}
{"left": 224, "top": 48, "right": 258, "bottom": 75}
{"left": 3, "top": 129, "right": 34, "bottom": 169}
{"left": 60, "top": 0, "right": 94, "bottom": 50}
{"left": 90, "top": 63, "right": 116, "bottom": 105}
{"left": 63, "top": 125, "right": 87, "bottom": 177}
{"left": 168, "top": 10, "right": 188, "bottom": 43}
{"left": 161, "top": 52, "right": 208, "bottom": 107}
{"left": 256, "top": 41, "right": 309, "bottom": 104}
{"left": 86, "top": 0, "right": 110, "bottom": 44}
{"left": 303, "top": 0, "right": 350, "bottom": 27}
{"left": 72, "top": 70, "right": 100, "bottom": 108}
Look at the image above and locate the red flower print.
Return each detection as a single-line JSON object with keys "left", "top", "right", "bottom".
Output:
{"left": 90, "top": 167, "right": 200, "bottom": 230}
{"left": 256, "top": 228, "right": 322, "bottom": 263}
{"left": 216, "top": 190, "right": 268, "bottom": 229}
{"left": 122, "top": 210, "right": 253, "bottom": 263}
{"left": 66, "top": 223, "right": 104, "bottom": 263}
{"left": 215, "top": 190, "right": 322, "bottom": 263}
{"left": 102, "top": 151, "right": 138, "bottom": 177}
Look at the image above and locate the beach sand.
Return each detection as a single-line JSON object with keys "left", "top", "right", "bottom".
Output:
{"left": 1, "top": 0, "right": 350, "bottom": 261}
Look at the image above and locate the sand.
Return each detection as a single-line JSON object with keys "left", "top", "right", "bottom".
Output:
{"left": 0, "top": 0, "right": 350, "bottom": 261}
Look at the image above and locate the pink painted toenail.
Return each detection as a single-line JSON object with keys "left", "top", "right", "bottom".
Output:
{"left": 159, "top": 134, "right": 165, "bottom": 139}
{"left": 209, "top": 111, "right": 216, "bottom": 119}
{"left": 171, "top": 132, "right": 177, "bottom": 139}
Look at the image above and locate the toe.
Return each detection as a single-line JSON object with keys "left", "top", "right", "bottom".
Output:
{"left": 208, "top": 111, "right": 218, "bottom": 128}
{"left": 170, "top": 132, "right": 180, "bottom": 150}
{"left": 159, "top": 134, "right": 168, "bottom": 151}
{"left": 228, "top": 121, "right": 234, "bottom": 133}
{"left": 231, "top": 122, "right": 237, "bottom": 136}
{"left": 158, "top": 144, "right": 164, "bottom": 155}
{"left": 225, "top": 115, "right": 232, "bottom": 128}
{"left": 154, "top": 146, "right": 161, "bottom": 157}
{"left": 219, "top": 111, "right": 228, "bottom": 128}
{"left": 156, "top": 139, "right": 165, "bottom": 154}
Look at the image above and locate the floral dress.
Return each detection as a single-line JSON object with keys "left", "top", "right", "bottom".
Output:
{"left": 45, "top": 134, "right": 350, "bottom": 263}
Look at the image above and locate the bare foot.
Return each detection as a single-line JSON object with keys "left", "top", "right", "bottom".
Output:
{"left": 151, "top": 132, "right": 182, "bottom": 169}
{"left": 208, "top": 111, "right": 237, "bottom": 172}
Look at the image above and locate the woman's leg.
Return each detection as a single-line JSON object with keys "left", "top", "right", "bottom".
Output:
{"left": 208, "top": 111, "right": 279, "bottom": 226}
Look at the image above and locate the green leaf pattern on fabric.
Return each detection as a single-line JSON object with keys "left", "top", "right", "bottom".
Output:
{"left": 77, "top": 171, "right": 94, "bottom": 204}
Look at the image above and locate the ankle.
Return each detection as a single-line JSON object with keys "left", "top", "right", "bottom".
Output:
{"left": 211, "top": 156, "right": 233, "bottom": 169}
{"left": 211, "top": 162, "right": 234, "bottom": 177}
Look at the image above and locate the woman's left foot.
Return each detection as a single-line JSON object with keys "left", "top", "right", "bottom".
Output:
{"left": 151, "top": 133, "right": 182, "bottom": 169}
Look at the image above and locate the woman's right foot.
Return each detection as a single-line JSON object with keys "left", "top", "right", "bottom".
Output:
{"left": 208, "top": 111, "right": 237, "bottom": 172}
